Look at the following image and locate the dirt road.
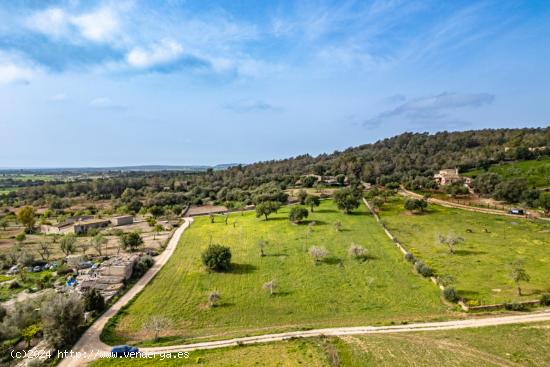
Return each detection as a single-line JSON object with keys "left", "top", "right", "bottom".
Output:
{"left": 58, "top": 217, "right": 193, "bottom": 367}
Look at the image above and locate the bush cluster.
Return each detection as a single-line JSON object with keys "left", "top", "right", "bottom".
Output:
{"left": 404, "top": 252, "right": 416, "bottom": 263}
{"left": 443, "top": 287, "right": 459, "bottom": 303}
{"left": 414, "top": 261, "right": 434, "bottom": 277}
{"left": 540, "top": 293, "right": 550, "bottom": 306}
{"left": 201, "top": 244, "right": 232, "bottom": 272}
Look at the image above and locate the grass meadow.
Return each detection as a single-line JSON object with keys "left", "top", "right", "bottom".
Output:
{"left": 379, "top": 197, "right": 550, "bottom": 304}
{"left": 91, "top": 322, "right": 550, "bottom": 366}
{"left": 105, "top": 200, "right": 448, "bottom": 346}
{"left": 464, "top": 157, "right": 550, "bottom": 188}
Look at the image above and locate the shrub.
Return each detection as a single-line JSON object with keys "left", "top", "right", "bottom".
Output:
{"left": 201, "top": 244, "right": 232, "bottom": 272}
{"left": 132, "top": 255, "right": 154, "bottom": 279}
{"left": 83, "top": 288, "right": 105, "bottom": 313}
{"left": 288, "top": 207, "right": 309, "bottom": 223}
{"left": 308, "top": 246, "right": 328, "bottom": 265}
{"left": 443, "top": 287, "right": 459, "bottom": 303}
{"left": 504, "top": 302, "right": 528, "bottom": 311}
{"left": 348, "top": 243, "right": 368, "bottom": 261}
{"left": 414, "top": 261, "right": 434, "bottom": 277}
{"left": 539, "top": 293, "right": 550, "bottom": 306}
{"left": 404, "top": 253, "right": 416, "bottom": 263}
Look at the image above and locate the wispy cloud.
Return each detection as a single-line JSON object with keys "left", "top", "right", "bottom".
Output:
{"left": 89, "top": 97, "right": 126, "bottom": 110}
{"left": 364, "top": 92, "right": 495, "bottom": 127}
{"left": 0, "top": 63, "right": 33, "bottom": 85}
{"left": 126, "top": 40, "right": 183, "bottom": 69}
{"left": 224, "top": 100, "right": 282, "bottom": 113}
{"left": 49, "top": 93, "right": 67, "bottom": 102}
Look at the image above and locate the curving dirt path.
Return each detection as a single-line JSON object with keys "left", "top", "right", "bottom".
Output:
{"left": 138, "top": 311, "right": 550, "bottom": 356}
{"left": 399, "top": 187, "right": 525, "bottom": 217}
{"left": 59, "top": 217, "right": 193, "bottom": 367}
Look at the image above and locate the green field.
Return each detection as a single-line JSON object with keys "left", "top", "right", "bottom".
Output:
{"left": 379, "top": 197, "right": 550, "bottom": 304}
{"left": 91, "top": 338, "right": 329, "bottom": 367}
{"left": 91, "top": 322, "right": 550, "bottom": 366}
{"left": 106, "top": 200, "right": 448, "bottom": 345}
{"left": 334, "top": 321, "right": 550, "bottom": 366}
{"left": 464, "top": 157, "right": 550, "bottom": 188}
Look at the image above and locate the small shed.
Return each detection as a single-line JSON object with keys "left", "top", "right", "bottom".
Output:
{"left": 111, "top": 215, "right": 134, "bottom": 226}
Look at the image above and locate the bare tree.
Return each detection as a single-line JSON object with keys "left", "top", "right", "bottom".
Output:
{"left": 91, "top": 234, "right": 107, "bottom": 256}
{"left": 208, "top": 291, "right": 221, "bottom": 307}
{"left": 37, "top": 240, "right": 52, "bottom": 261}
{"left": 348, "top": 243, "right": 367, "bottom": 261}
{"left": 262, "top": 280, "right": 278, "bottom": 296}
{"left": 257, "top": 239, "right": 267, "bottom": 257}
{"left": 142, "top": 316, "right": 171, "bottom": 341}
{"left": 78, "top": 240, "right": 90, "bottom": 255}
{"left": 309, "top": 246, "right": 328, "bottom": 265}
{"left": 438, "top": 234, "right": 464, "bottom": 254}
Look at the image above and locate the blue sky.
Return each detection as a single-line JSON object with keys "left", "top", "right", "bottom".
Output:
{"left": 0, "top": 0, "right": 549, "bottom": 167}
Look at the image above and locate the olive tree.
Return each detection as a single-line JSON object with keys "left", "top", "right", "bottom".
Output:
{"left": 60, "top": 234, "right": 77, "bottom": 256}
{"left": 509, "top": 261, "right": 530, "bottom": 296}
{"left": 304, "top": 195, "right": 320, "bottom": 212}
{"left": 255, "top": 201, "right": 280, "bottom": 221}
{"left": 333, "top": 188, "right": 361, "bottom": 214}
{"left": 41, "top": 293, "right": 84, "bottom": 349}
{"left": 288, "top": 206, "right": 308, "bottom": 223}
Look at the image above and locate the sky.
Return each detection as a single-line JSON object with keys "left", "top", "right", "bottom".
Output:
{"left": 0, "top": 0, "right": 549, "bottom": 168}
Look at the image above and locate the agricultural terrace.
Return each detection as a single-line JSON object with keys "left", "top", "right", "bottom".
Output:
{"left": 91, "top": 321, "right": 550, "bottom": 367}
{"left": 464, "top": 157, "right": 550, "bottom": 188}
{"left": 379, "top": 197, "right": 550, "bottom": 304}
{"left": 106, "top": 200, "right": 448, "bottom": 345}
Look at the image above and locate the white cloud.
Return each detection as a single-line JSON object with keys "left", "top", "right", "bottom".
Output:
{"left": 0, "top": 63, "right": 33, "bottom": 85}
{"left": 126, "top": 40, "right": 183, "bottom": 69}
{"left": 25, "top": 7, "right": 69, "bottom": 38}
{"left": 25, "top": 5, "right": 122, "bottom": 44}
{"left": 71, "top": 6, "right": 119, "bottom": 43}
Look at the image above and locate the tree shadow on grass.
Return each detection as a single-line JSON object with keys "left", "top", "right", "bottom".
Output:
{"left": 230, "top": 263, "right": 257, "bottom": 274}
{"left": 323, "top": 256, "right": 343, "bottom": 265}
{"left": 347, "top": 211, "right": 369, "bottom": 216}
{"left": 458, "top": 290, "right": 479, "bottom": 300}
{"left": 300, "top": 219, "right": 327, "bottom": 226}
{"left": 264, "top": 253, "right": 288, "bottom": 257}
{"left": 453, "top": 249, "right": 487, "bottom": 256}
{"left": 272, "top": 291, "right": 293, "bottom": 297}
{"left": 315, "top": 209, "right": 337, "bottom": 214}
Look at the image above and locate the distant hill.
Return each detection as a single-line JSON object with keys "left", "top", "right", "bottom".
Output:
{"left": 0, "top": 164, "right": 241, "bottom": 175}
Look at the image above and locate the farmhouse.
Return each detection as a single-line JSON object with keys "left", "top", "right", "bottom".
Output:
{"left": 73, "top": 218, "right": 111, "bottom": 234}
{"left": 434, "top": 168, "right": 464, "bottom": 186}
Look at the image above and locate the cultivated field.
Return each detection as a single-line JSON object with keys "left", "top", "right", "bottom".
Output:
{"left": 464, "top": 157, "right": 550, "bottom": 188}
{"left": 379, "top": 197, "right": 550, "bottom": 304}
{"left": 91, "top": 321, "right": 550, "bottom": 366}
{"left": 106, "top": 200, "right": 449, "bottom": 345}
